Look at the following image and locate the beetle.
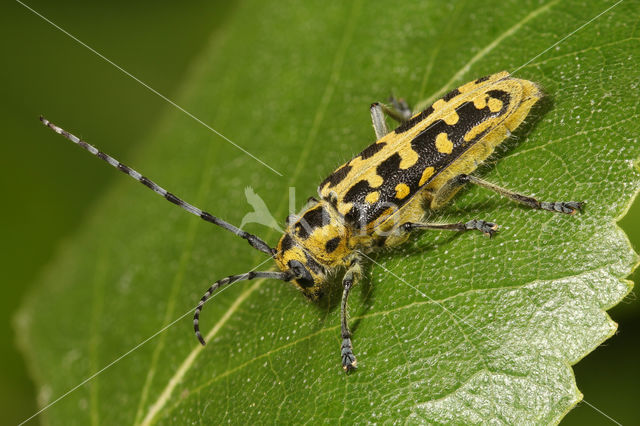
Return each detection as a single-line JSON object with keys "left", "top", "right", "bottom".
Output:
{"left": 41, "top": 71, "right": 582, "bottom": 372}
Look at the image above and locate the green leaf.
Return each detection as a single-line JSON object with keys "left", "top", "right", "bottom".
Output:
{"left": 18, "top": 0, "right": 640, "bottom": 423}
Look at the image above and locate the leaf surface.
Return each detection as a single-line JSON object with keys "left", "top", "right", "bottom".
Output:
{"left": 18, "top": 0, "right": 640, "bottom": 424}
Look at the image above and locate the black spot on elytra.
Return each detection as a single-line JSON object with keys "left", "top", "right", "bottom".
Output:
{"left": 324, "top": 236, "right": 341, "bottom": 253}
{"left": 410, "top": 89, "right": 511, "bottom": 162}
{"left": 373, "top": 88, "right": 512, "bottom": 226}
{"left": 342, "top": 180, "right": 375, "bottom": 204}
{"left": 394, "top": 106, "right": 434, "bottom": 134}
{"left": 342, "top": 180, "right": 376, "bottom": 225}
{"left": 475, "top": 75, "right": 491, "bottom": 84}
{"left": 442, "top": 88, "right": 461, "bottom": 102}
{"left": 331, "top": 86, "right": 514, "bottom": 230}
{"left": 376, "top": 152, "right": 402, "bottom": 180}
{"left": 339, "top": 153, "right": 406, "bottom": 226}
{"left": 359, "top": 141, "right": 386, "bottom": 159}
{"left": 486, "top": 90, "right": 511, "bottom": 115}
{"left": 319, "top": 164, "right": 352, "bottom": 190}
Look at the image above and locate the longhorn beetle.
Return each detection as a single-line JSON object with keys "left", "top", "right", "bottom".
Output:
{"left": 41, "top": 71, "right": 583, "bottom": 372}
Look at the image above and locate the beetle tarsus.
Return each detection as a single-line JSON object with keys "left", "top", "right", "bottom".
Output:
{"left": 341, "top": 337, "right": 357, "bottom": 372}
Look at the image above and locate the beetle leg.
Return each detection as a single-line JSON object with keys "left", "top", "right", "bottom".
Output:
{"left": 434, "top": 174, "right": 584, "bottom": 214}
{"left": 340, "top": 256, "right": 362, "bottom": 372}
{"left": 429, "top": 173, "right": 473, "bottom": 210}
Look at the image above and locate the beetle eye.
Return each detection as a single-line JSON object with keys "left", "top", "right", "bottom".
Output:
{"left": 287, "top": 260, "right": 315, "bottom": 288}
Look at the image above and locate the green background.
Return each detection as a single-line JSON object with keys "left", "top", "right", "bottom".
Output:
{"left": 2, "top": 1, "right": 638, "bottom": 424}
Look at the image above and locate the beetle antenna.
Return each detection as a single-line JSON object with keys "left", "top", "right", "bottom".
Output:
{"left": 40, "top": 116, "right": 274, "bottom": 256}
{"left": 194, "top": 270, "right": 293, "bottom": 345}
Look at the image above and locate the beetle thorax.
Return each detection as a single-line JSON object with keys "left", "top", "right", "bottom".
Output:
{"left": 274, "top": 200, "right": 352, "bottom": 297}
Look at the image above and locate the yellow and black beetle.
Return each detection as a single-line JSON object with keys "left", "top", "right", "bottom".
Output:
{"left": 41, "top": 71, "right": 582, "bottom": 372}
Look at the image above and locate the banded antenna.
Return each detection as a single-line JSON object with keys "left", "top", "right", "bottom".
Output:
{"left": 40, "top": 116, "right": 297, "bottom": 345}
{"left": 194, "top": 270, "right": 292, "bottom": 345}
{"left": 40, "top": 116, "right": 274, "bottom": 255}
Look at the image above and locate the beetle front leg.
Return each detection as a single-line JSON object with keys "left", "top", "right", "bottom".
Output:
{"left": 340, "top": 257, "right": 362, "bottom": 372}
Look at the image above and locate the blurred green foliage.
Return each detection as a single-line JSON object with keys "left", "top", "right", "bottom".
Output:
{"left": 2, "top": 0, "right": 638, "bottom": 424}
{"left": 0, "top": 1, "right": 233, "bottom": 424}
